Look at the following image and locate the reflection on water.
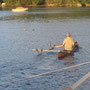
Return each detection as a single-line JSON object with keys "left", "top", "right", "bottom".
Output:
{"left": 61, "top": 56, "right": 75, "bottom": 63}
{"left": 0, "top": 7, "right": 90, "bottom": 21}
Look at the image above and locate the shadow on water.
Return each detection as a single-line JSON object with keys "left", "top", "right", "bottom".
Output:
{"left": 47, "top": 52, "right": 56, "bottom": 55}
{"left": 60, "top": 56, "right": 75, "bottom": 63}
{"left": 58, "top": 47, "right": 81, "bottom": 63}
{"left": 36, "top": 51, "right": 75, "bottom": 63}
{"left": 35, "top": 46, "right": 81, "bottom": 63}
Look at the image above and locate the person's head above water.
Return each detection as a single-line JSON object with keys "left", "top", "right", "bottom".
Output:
{"left": 67, "top": 33, "right": 71, "bottom": 37}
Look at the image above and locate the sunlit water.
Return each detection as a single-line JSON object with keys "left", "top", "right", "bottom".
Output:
{"left": 0, "top": 7, "right": 90, "bottom": 90}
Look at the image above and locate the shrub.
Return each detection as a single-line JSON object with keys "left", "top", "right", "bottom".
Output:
{"left": 3, "top": 0, "right": 90, "bottom": 6}
{"left": 31, "top": 0, "right": 45, "bottom": 5}
{"left": 45, "top": 0, "right": 62, "bottom": 5}
{"left": 3, "top": 0, "right": 45, "bottom": 6}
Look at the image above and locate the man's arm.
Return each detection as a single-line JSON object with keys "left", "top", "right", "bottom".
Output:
{"left": 54, "top": 44, "right": 64, "bottom": 48}
{"left": 54, "top": 39, "right": 65, "bottom": 48}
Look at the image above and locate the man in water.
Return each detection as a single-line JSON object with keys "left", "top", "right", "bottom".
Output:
{"left": 55, "top": 33, "right": 75, "bottom": 52}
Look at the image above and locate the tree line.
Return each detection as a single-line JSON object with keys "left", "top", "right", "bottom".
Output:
{"left": 0, "top": 0, "right": 90, "bottom": 6}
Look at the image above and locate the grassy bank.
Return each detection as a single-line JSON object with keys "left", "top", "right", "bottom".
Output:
{"left": 1, "top": 0, "right": 90, "bottom": 7}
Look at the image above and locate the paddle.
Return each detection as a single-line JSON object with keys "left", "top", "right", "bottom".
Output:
{"left": 32, "top": 48, "right": 60, "bottom": 52}
{"left": 32, "top": 43, "right": 56, "bottom": 56}
{"left": 32, "top": 48, "right": 43, "bottom": 56}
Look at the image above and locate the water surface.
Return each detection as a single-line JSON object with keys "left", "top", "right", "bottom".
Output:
{"left": 0, "top": 7, "right": 90, "bottom": 90}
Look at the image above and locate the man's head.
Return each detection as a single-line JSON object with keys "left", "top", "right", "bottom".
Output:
{"left": 67, "top": 33, "right": 71, "bottom": 37}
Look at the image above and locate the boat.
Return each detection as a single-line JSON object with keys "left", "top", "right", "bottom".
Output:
{"left": 57, "top": 42, "right": 79, "bottom": 58}
{"left": 12, "top": 7, "right": 28, "bottom": 12}
{"left": 32, "top": 42, "right": 79, "bottom": 58}
{"left": 1, "top": 3, "right": 6, "bottom": 7}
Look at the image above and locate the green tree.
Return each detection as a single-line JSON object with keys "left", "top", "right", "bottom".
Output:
{"left": 3, "top": 0, "right": 15, "bottom": 6}
{"left": 45, "top": 0, "right": 62, "bottom": 4}
{"left": 0, "top": 0, "right": 3, "bottom": 3}
{"left": 3, "top": 0, "right": 90, "bottom": 6}
{"left": 3, "top": 0, "right": 45, "bottom": 6}
{"left": 31, "top": 0, "right": 45, "bottom": 5}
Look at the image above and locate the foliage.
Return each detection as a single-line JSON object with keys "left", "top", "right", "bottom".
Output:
{"left": 3, "top": 0, "right": 32, "bottom": 6}
{"left": 3, "top": 0, "right": 45, "bottom": 6}
{"left": 45, "top": 0, "right": 90, "bottom": 4}
{"left": 31, "top": 0, "right": 45, "bottom": 5}
{"left": 0, "top": 0, "right": 3, "bottom": 3}
{"left": 80, "top": 0, "right": 90, "bottom": 3}
{"left": 3, "top": 0, "right": 90, "bottom": 6}
{"left": 45, "top": 0, "right": 62, "bottom": 5}
{"left": 72, "top": 0, "right": 90, "bottom": 3}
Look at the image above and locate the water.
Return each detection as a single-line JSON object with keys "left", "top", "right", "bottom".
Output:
{"left": 0, "top": 7, "right": 90, "bottom": 90}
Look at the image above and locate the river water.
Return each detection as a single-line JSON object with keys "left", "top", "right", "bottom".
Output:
{"left": 0, "top": 7, "right": 90, "bottom": 90}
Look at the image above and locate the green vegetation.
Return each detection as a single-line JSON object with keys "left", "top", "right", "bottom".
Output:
{"left": 31, "top": 0, "right": 45, "bottom": 5}
{"left": 3, "top": 0, "right": 32, "bottom": 6}
{"left": 45, "top": 0, "right": 62, "bottom": 5}
{"left": 0, "top": 0, "right": 1, "bottom": 1}
{"left": 3, "top": 0, "right": 45, "bottom": 6}
{"left": 45, "top": 0, "right": 90, "bottom": 4}
{"left": 2, "top": 0, "right": 90, "bottom": 6}
{"left": 0, "top": 0, "right": 3, "bottom": 3}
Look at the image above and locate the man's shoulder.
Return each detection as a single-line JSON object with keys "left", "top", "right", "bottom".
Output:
{"left": 65, "top": 37, "right": 70, "bottom": 40}
{"left": 65, "top": 37, "right": 74, "bottom": 41}
{"left": 68, "top": 37, "right": 73, "bottom": 40}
